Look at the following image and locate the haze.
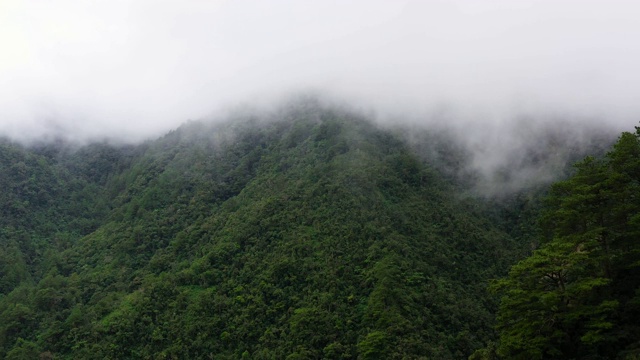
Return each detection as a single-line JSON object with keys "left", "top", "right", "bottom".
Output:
{"left": 1, "top": 0, "right": 640, "bottom": 143}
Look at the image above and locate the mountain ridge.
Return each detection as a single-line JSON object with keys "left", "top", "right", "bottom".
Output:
{"left": 0, "top": 102, "right": 621, "bottom": 359}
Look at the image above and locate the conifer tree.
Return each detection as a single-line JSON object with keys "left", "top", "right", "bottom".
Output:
{"left": 491, "top": 127, "right": 640, "bottom": 359}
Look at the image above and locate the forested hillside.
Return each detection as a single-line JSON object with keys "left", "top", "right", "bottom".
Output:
{"left": 476, "top": 127, "right": 640, "bottom": 359}
{"left": 0, "top": 101, "right": 630, "bottom": 359}
{"left": 0, "top": 139, "right": 135, "bottom": 295}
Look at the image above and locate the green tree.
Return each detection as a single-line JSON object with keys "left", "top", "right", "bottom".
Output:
{"left": 492, "top": 127, "right": 640, "bottom": 359}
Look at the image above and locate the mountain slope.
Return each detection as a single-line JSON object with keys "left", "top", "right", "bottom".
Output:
{"left": 0, "top": 139, "right": 134, "bottom": 294}
{"left": 1, "top": 104, "right": 540, "bottom": 359}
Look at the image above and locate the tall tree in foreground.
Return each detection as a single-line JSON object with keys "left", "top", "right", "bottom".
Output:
{"left": 488, "top": 127, "right": 640, "bottom": 359}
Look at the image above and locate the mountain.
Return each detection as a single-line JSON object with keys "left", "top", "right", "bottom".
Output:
{"left": 0, "top": 100, "right": 618, "bottom": 359}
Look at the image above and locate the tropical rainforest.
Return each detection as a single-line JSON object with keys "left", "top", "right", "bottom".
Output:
{"left": 0, "top": 99, "right": 638, "bottom": 359}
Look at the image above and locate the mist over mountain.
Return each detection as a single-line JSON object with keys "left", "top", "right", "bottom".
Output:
{"left": 2, "top": 0, "right": 639, "bottom": 143}
{"left": 3, "top": 0, "right": 637, "bottom": 196}
{"left": 2, "top": 99, "right": 638, "bottom": 358}
{"left": 401, "top": 115, "right": 619, "bottom": 196}
{"left": 2, "top": 1, "right": 640, "bottom": 358}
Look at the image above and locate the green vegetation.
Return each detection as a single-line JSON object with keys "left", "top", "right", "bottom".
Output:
{"left": 481, "top": 128, "right": 640, "bottom": 359}
{"left": 0, "top": 101, "right": 635, "bottom": 359}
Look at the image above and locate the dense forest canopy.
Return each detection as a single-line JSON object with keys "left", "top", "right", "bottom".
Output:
{"left": 0, "top": 101, "right": 636, "bottom": 359}
{"left": 477, "top": 127, "right": 640, "bottom": 359}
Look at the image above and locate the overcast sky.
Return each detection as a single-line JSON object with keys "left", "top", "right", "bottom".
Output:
{"left": 1, "top": 0, "right": 640, "bottom": 142}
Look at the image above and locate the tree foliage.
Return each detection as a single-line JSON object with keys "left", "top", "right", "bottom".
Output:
{"left": 0, "top": 101, "right": 604, "bottom": 359}
{"left": 490, "top": 127, "right": 640, "bottom": 359}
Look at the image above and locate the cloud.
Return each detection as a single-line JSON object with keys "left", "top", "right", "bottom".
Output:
{"left": 1, "top": 0, "right": 639, "bottom": 142}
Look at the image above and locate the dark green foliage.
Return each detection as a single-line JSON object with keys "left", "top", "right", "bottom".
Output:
{"left": 0, "top": 102, "right": 598, "bottom": 358}
{"left": 0, "top": 139, "right": 122, "bottom": 294}
{"left": 489, "top": 127, "right": 640, "bottom": 359}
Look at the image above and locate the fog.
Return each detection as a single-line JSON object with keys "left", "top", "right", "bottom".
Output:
{"left": 2, "top": 0, "right": 640, "bottom": 144}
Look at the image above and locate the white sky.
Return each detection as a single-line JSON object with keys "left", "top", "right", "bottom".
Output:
{"left": 1, "top": 0, "right": 640, "bottom": 142}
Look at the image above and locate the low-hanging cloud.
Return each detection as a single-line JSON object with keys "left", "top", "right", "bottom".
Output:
{"left": 1, "top": 0, "right": 640, "bottom": 143}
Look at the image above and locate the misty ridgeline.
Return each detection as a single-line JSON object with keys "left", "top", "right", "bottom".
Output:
{"left": 0, "top": 98, "right": 639, "bottom": 359}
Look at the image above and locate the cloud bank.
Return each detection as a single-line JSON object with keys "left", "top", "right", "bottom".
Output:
{"left": 1, "top": 0, "right": 639, "bottom": 142}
